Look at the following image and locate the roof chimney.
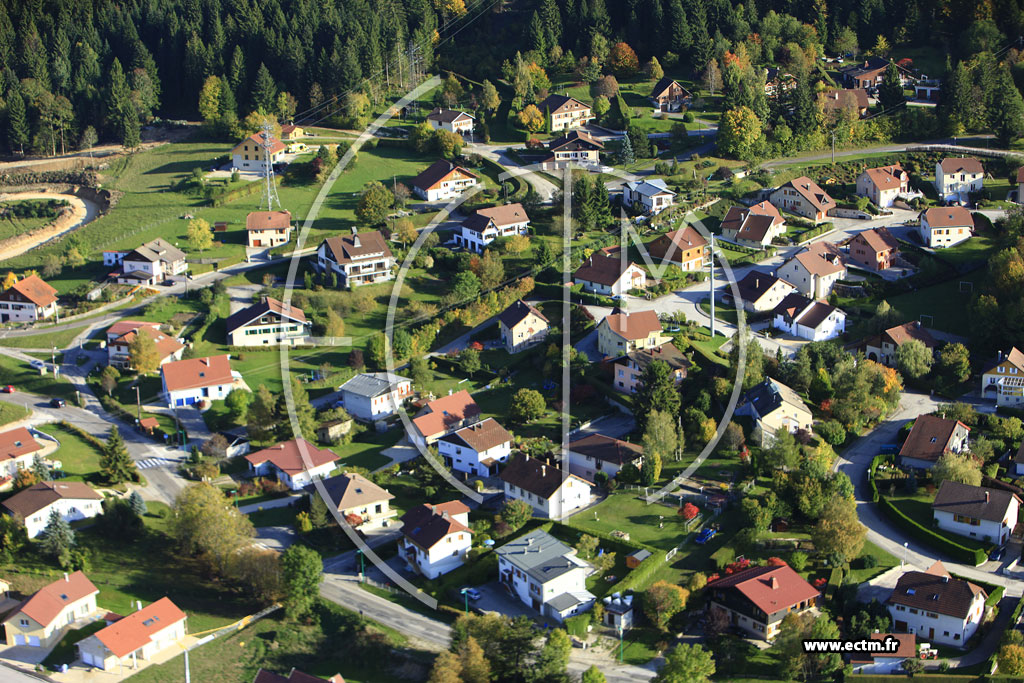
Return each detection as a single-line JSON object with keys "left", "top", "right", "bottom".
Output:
{"left": 768, "top": 576, "right": 778, "bottom": 589}
{"left": 136, "top": 600, "right": 143, "bottom": 611}
{"left": 541, "top": 464, "right": 546, "bottom": 477}
{"left": 64, "top": 573, "right": 69, "bottom": 582}
{"left": 985, "top": 491, "right": 990, "bottom": 503}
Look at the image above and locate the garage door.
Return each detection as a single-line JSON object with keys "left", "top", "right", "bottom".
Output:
{"left": 82, "top": 652, "right": 94, "bottom": 667}
{"left": 13, "top": 634, "right": 24, "bottom": 646}
{"left": 28, "top": 635, "right": 39, "bottom": 647}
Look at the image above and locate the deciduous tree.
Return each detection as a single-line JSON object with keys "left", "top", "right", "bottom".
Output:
{"left": 653, "top": 643, "right": 715, "bottom": 683}
{"left": 129, "top": 331, "right": 160, "bottom": 374}
{"left": 172, "top": 483, "right": 255, "bottom": 576}
{"left": 643, "top": 581, "right": 689, "bottom": 631}
{"left": 355, "top": 181, "right": 394, "bottom": 225}
{"left": 281, "top": 544, "right": 321, "bottom": 619}
{"left": 187, "top": 218, "right": 213, "bottom": 252}
{"left": 509, "top": 388, "right": 546, "bottom": 424}
{"left": 896, "top": 339, "right": 933, "bottom": 379}
{"left": 811, "top": 497, "right": 866, "bottom": 563}
{"left": 933, "top": 450, "right": 982, "bottom": 486}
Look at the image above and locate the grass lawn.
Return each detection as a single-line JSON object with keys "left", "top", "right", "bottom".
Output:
{"left": 886, "top": 490, "right": 990, "bottom": 551}
{"left": 570, "top": 491, "right": 686, "bottom": 552}
{"left": 331, "top": 429, "right": 402, "bottom": 471}
{"left": 698, "top": 299, "right": 740, "bottom": 325}
{"left": 847, "top": 540, "right": 900, "bottom": 584}
{"left": 0, "top": 401, "right": 28, "bottom": 428}
{"left": 36, "top": 423, "right": 104, "bottom": 484}
{"left": 40, "top": 621, "right": 106, "bottom": 668}
{"left": 0, "top": 354, "right": 78, "bottom": 401}
{"left": 887, "top": 273, "right": 982, "bottom": 333}
{"left": 0, "top": 325, "right": 97, "bottom": 350}
{"left": 0, "top": 212, "right": 55, "bottom": 242}
{"left": 246, "top": 505, "right": 298, "bottom": 528}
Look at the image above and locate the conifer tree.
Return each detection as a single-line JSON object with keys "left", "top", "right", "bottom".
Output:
{"left": 100, "top": 425, "right": 139, "bottom": 484}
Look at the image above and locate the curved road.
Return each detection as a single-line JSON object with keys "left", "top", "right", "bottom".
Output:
{"left": 0, "top": 192, "right": 101, "bottom": 262}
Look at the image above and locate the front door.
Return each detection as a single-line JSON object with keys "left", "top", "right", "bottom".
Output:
{"left": 929, "top": 628, "right": 934, "bottom": 640}
{"left": 895, "top": 620, "right": 907, "bottom": 631}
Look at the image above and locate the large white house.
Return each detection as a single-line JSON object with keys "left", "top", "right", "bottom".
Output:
{"left": 437, "top": 418, "right": 513, "bottom": 477}
{"left": 0, "top": 427, "right": 45, "bottom": 478}
{"left": 2, "top": 481, "right": 104, "bottom": 538}
{"left": 622, "top": 179, "right": 676, "bottom": 214}
{"left": 337, "top": 372, "right": 412, "bottom": 422}
{"left": 496, "top": 528, "right": 595, "bottom": 622}
{"left": 888, "top": 561, "right": 986, "bottom": 648}
{"left": 411, "top": 160, "right": 479, "bottom": 202}
{"left": 573, "top": 253, "right": 646, "bottom": 298}
{"left": 935, "top": 157, "right": 984, "bottom": 203}
{"left": 398, "top": 501, "right": 472, "bottom": 579}
{"left": 244, "top": 439, "right": 339, "bottom": 491}
{"left": 108, "top": 238, "right": 188, "bottom": 286}
{"left": 426, "top": 109, "right": 475, "bottom": 135}
{"left": 315, "top": 229, "right": 395, "bottom": 288}
{"left": 919, "top": 206, "right": 973, "bottom": 248}
{"left": 160, "top": 355, "right": 239, "bottom": 407}
{"left": 566, "top": 434, "right": 643, "bottom": 482}
{"left": 776, "top": 246, "right": 846, "bottom": 299}
{"left": 456, "top": 203, "right": 530, "bottom": 253}
{"left": 225, "top": 297, "right": 310, "bottom": 347}
{"left": 0, "top": 275, "right": 58, "bottom": 323}
{"left": 932, "top": 480, "right": 1021, "bottom": 545}
{"left": 500, "top": 454, "right": 592, "bottom": 520}
{"left": 231, "top": 131, "right": 286, "bottom": 174}
{"left": 77, "top": 598, "right": 187, "bottom": 672}
{"left": 772, "top": 294, "right": 846, "bottom": 341}
{"left": 856, "top": 164, "right": 911, "bottom": 208}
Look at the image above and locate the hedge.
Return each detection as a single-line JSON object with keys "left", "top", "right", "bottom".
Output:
{"left": 607, "top": 550, "right": 666, "bottom": 595}
{"left": 876, "top": 494, "right": 988, "bottom": 566}
{"left": 564, "top": 613, "right": 591, "bottom": 638}
{"left": 849, "top": 676, "right": 979, "bottom": 683}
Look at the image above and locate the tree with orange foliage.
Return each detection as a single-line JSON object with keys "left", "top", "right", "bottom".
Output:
{"left": 609, "top": 42, "right": 639, "bottom": 77}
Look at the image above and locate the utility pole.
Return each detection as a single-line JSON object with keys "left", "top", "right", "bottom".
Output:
{"left": 259, "top": 121, "right": 281, "bottom": 211}
{"left": 135, "top": 384, "right": 142, "bottom": 425}
{"left": 184, "top": 648, "right": 190, "bottom": 683}
{"left": 831, "top": 129, "right": 836, "bottom": 165}
{"left": 709, "top": 235, "right": 716, "bottom": 338}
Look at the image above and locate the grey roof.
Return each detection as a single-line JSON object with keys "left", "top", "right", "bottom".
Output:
{"left": 547, "top": 592, "right": 592, "bottom": 612}
{"left": 932, "top": 480, "right": 1020, "bottom": 523}
{"left": 742, "top": 378, "right": 805, "bottom": 420}
{"left": 339, "top": 372, "right": 411, "bottom": 399}
{"left": 624, "top": 179, "right": 675, "bottom": 198}
{"left": 495, "top": 528, "right": 590, "bottom": 585}
{"left": 124, "top": 238, "right": 185, "bottom": 265}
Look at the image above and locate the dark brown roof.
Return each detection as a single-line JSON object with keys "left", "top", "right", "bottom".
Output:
{"left": 888, "top": 562, "right": 985, "bottom": 619}
{"left": 538, "top": 94, "right": 591, "bottom": 116}
{"left": 899, "top": 414, "right": 969, "bottom": 464}
{"left": 226, "top": 296, "right": 308, "bottom": 334}
{"left": 2, "top": 481, "right": 102, "bottom": 519}
{"left": 426, "top": 108, "right": 474, "bottom": 123}
{"left": 568, "top": 434, "right": 642, "bottom": 466}
{"left": 932, "top": 480, "right": 1021, "bottom": 523}
{"left": 939, "top": 157, "right": 984, "bottom": 175}
{"left": 722, "top": 206, "right": 781, "bottom": 243}
{"left": 549, "top": 129, "right": 604, "bottom": 152}
{"left": 500, "top": 454, "right": 590, "bottom": 498}
{"left": 647, "top": 226, "right": 707, "bottom": 263}
{"left": 650, "top": 78, "right": 691, "bottom": 99}
{"left": 498, "top": 299, "right": 548, "bottom": 330}
{"left": 411, "top": 160, "right": 478, "bottom": 191}
{"left": 476, "top": 203, "right": 529, "bottom": 227}
{"left": 400, "top": 501, "right": 471, "bottom": 550}
{"left": 708, "top": 564, "right": 820, "bottom": 616}
{"left": 574, "top": 253, "right": 640, "bottom": 287}
{"left": 853, "top": 227, "right": 899, "bottom": 254}
{"left": 735, "top": 272, "right": 793, "bottom": 305}
{"left": 781, "top": 177, "right": 834, "bottom": 212}
{"left": 821, "top": 88, "right": 870, "bottom": 110}
{"left": 773, "top": 293, "right": 812, "bottom": 322}
{"left": 883, "top": 322, "right": 936, "bottom": 349}
{"left": 322, "top": 230, "right": 392, "bottom": 264}
{"left": 618, "top": 342, "right": 691, "bottom": 374}
{"left": 439, "top": 418, "right": 512, "bottom": 452}
{"left": 797, "top": 301, "right": 839, "bottom": 329}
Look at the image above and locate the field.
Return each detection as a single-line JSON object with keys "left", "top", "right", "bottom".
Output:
{"left": 0, "top": 354, "right": 78, "bottom": 401}
{"left": 0, "top": 401, "right": 28, "bottom": 428}
{"left": 36, "top": 423, "right": 104, "bottom": 484}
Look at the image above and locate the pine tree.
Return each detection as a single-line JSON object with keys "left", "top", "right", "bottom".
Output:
{"left": 989, "top": 67, "right": 1024, "bottom": 147}
{"left": 32, "top": 454, "right": 50, "bottom": 481}
{"left": 128, "top": 491, "right": 147, "bottom": 516}
{"left": 100, "top": 425, "right": 139, "bottom": 484}
{"left": 877, "top": 61, "right": 905, "bottom": 110}
{"left": 228, "top": 45, "right": 246, "bottom": 93}
{"left": 620, "top": 131, "right": 635, "bottom": 165}
{"left": 39, "top": 508, "right": 74, "bottom": 560}
{"left": 6, "top": 89, "right": 28, "bottom": 155}
{"left": 252, "top": 63, "right": 277, "bottom": 112}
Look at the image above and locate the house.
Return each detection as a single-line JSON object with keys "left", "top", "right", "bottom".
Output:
{"left": 982, "top": 347, "right": 1024, "bottom": 406}
{"left": 111, "top": 239, "right": 188, "bottom": 286}
{"left": 317, "top": 472, "right": 395, "bottom": 528}
{"left": 566, "top": 434, "right": 643, "bottom": 482}
{"left": 498, "top": 299, "right": 549, "bottom": 353}
{"left": 919, "top": 206, "right": 973, "bottom": 248}
{"left": 245, "top": 439, "right": 339, "bottom": 491}
{"left": 887, "top": 561, "right": 986, "bottom": 647}
{"left": 2, "top": 481, "right": 103, "bottom": 538}
{"left": 848, "top": 227, "right": 900, "bottom": 271}
{"left": 720, "top": 202, "right": 786, "bottom": 248}
{"left": 769, "top": 177, "right": 835, "bottom": 223}
{"left": 409, "top": 390, "right": 481, "bottom": 448}
{"left": 932, "top": 480, "right": 1021, "bottom": 545}
{"left": 500, "top": 454, "right": 592, "bottom": 519}
{"left": 777, "top": 247, "right": 846, "bottom": 298}
{"left": 820, "top": 88, "right": 870, "bottom": 117}
{"left": 543, "top": 130, "right": 604, "bottom": 169}
{"left": 254, "top": 670, "right": 345, "bottom": 683}
{"left": 898, "top": 414, "right": 970, "bottom": 470}
{"left": 538, "top": 94, "right": 593, "bottom": 131}
{"left": 733, "top": 272, "right": 797, "bottom": 313}
{"left": 225, "top": 297, "right": 310, "bottom": 347}
{"left": 316, "top": 418, "right": 353, "bottom": 444}
{"left": 437, "top": 418, "right": 513, "bottom": 477}
{"left": 411, "top": 160, "right": 479, "bottom": 202}
{"left": 838, "top": 57, "right": 912, "bottom": 89}
{"left": 246, "top": 210, "right": 293, "bottom": 248}
{"left": 337, "top": 372, "right": 413, "bottom": 422}
{"left": 280, "top": 124, "right": 304, "bottom": 141}
{"left": 611, "top": 342, "right": 690, "bottom": 395}
{"left": 0, "top": 427, "right": 44, "bottom": 477}
{"left": 857, "top": 164, "right": 910, "bottom": 208}
{"left": 647, "top": 226, "right": 708, "bottom": 271}
{"left": 773, "top": 294, "right": 845, "bottom": 341}
{"left": 105, "top": 320, "right": 184, "bottom": 369}
{"left": 426, "top": 108, "right": 475, "bottom": 135}
{"left": 864, "top": 321, "right": 938, "bottom": 367}
{"left": 231, "top": 131, "right": 286, "bottom": 174}
{"left": 573, "top": 253, "right": 646, "bottom": 298}
{"left": 315, "top": 229, "right": 395, "bottom": 288}
{"left": 602, "top": 594, "right": 635, "bottom": 631}
{"left": 160, "top": 355, "right": 238, "bottom": 407}
{"left": 0, "top": 274, "right": 58, "bottom": 322}
{"left": 622, "top": 179, "right": 676, "bottom": 214}
{"left": 763, "top": 67, "right": 796, "bottom": 98}
{"left": 649, "top": 78, "right": 691, "bottom": 112}
{"left": 596, "top": 309, "right": 667, "bottom": 357}
{"left": 707, "top": 564, "right": 819, "bottom": 641}
{"left": 77, "top": 598, "right": 187, "bottom": 671}
{"left": 935, "top": 157, "right": 984, "bottom": 203}
{"left": 457, "top": 203, "right": 530, "bottom": 253}
{"left": 398, "top": 501, "right": 472, "bottom": 579}
{"left": 736, "top": 378, "right": 813, "bottom": 445}
{"left": 849, "top": 633, "right": 917, "bottom": 674}
{"left": 3, "top": 571, "right": 99, "bottom": 648}
{"left": 496, "top": 528, "right": 595, "bottom": 621}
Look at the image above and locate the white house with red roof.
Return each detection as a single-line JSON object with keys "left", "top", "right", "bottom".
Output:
{"left": 160, "top": 355, "right": 239, "bottom": 407}
{"left": 76, "top": 597, "right": 187, "bottom": 671}
{"left": 437, "top": 418, "right": 513, "bottom": 477}
{"left": 231, "top": 131, "right": 286, "bottom": 174}
{"left": 769, "top": 176, "right": 835, "bottom": 223}
{"left": 411, "top": 160, "right": 479, "bottom": 201}
{"left": 3, "top": 571, "right": 99, "bottom": 648}
{"left": 887, "top": 561, "right": 986, "bottom": 647}
{"left": 856, "top": 164, "right": 911, "bottom": 208}
{"left": 225, "top": 297, "right": 310, "bottom": 347}
{"left": 105, "top": 320, "right": 184, "bottom": 370}
{"left": 409, "top": 390, "right": 481, "bottom": 448}
{"left": 935, "top": 157, "right": 984, "bottom": 203}
{"left": 245, "top": 439, "right": 340, "bottom": 491}
{"left": 0, "top": 274, "right": 58, "bottom": 322}
{"left": 0, "top": 426, "right": 45, "bottom": 478}
{"left": 707, "top": 563, "right": 819, "bottom": 641}
{"left": 398, "top": 501, "right": 472, "bottom": 579}
{"left": 315, "top": 229, "right": 395, "bottom": 288}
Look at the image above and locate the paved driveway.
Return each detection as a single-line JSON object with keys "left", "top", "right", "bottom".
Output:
{"left": 472, "top": 581, "right": 537, "bottom": 620}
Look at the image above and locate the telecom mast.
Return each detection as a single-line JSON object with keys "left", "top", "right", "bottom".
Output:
{"left": 259, "top": 121, "right": 281, "bottom": 211}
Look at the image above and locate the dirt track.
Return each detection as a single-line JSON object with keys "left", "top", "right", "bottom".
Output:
{"left": 0, "top": 192, "right": 100, "bottom": 263}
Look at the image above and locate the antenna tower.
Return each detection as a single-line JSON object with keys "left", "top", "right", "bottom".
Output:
{"left": 259, "top": 121, "right": 281, "bottom": 211}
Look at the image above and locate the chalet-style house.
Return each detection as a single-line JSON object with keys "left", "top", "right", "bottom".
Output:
{"left": 245, "top": 439, "right": 339, "bottom": 491}
{"left": 574, "top": 253, "right": 646, "bottom": 298}
{"left": 821, "top": 88, "right": 870, "bottom": 117}
{"left": 733, "top": 272, "right": 797, "bottom": 313}
{"left": 231, "top": 131, "right": 286, "bottom": 174}
{"left": 647, "top": 226, "right": 708, "bottom": 271}
{"left": 315, "top": 229, "right": 395, "bottom": 288}
{"left": 777, "top": 246, "right": 846, "bottom": 298}
{"left": 737, "top": 378, "right": 813, "bottom": 445}
{"left": 932, "top": 480, "right": 1021, "bottom": 545}
{"left": 0, "top": 427, "right": 45, "bottom": 478}
{"left": 2, "top": 481, "right": 103, "bottom": 538}
{"left": 839, "top": 57, "right": 912, "bottom": 89}
{"left": 106, "top": 238, "right": 187, "bottom": 286}
{"left": 280, "top": 124, "right": 304, "bottom": 140}
{"left": 399, "top": 501, "right": 472, "bottom": 579}
{"left": 226, "top": 297, "right": 310, "bottom": 347}
{"left": 0, "top": 274, "right": 58, "bottom": 322}
{"left": 982, "top": 347, "right": 1024, "bottom": 406}
{"left": 160, "top": 355, "right": 238, "bottom": 407}
{"left": 769, "top": 177, "right": 835, "bottom": 223}
{"left": 457, "top": 203, "right": 530, "bottom": 253}
{"left": 763, "top": 67, "right": 796, "bottom": 98}
{"left": 77, "top": 598, "right": 187, "bottom": 671}
{"left": 538, "top": 94, "right": 593, "bottom": 131}
{"left": 500, "top": 454, "right": 592, "bottom": 519}
{"left": 849, "top": 633, "right": 917, "bottom": 675}
{"left": 497, "top": 528, "right": 595, "bottom": 622}
{"left": 720, "top": 202, "right": 786, "bottom": 248}
{"left": 772, "top": 293, "right": 845, "bottom": 341}
{"left": 317, "top": 472, "right": 395, "bottom": 528}
{"left": 3, "top": 571, "right": 99, "bottom": 648}
{"left": 498, "top": 299, "right": 549, "bottom": 353}
{"left": 848, "top": 227, "right": 900, "bottom": 271}
{"left": 337, "top": 372, "right": 412, "bottom": 422}
{"left": 622, "top": 179, "right": 676, "bottom": 214}
{"left": 105, "top": 320, "right": 184, "bottom": 369}
{"left": 437, "top": 417, "right": 513, "bottom": 477}
{"left": 649, "top": 78, "right": 691, "bottom": 112}
{"left": 707, "top": 564, "right": 819, "bottom": 641}
{"left": 596, "top": 310, "right": 667, "bottom": 357}
{"left": 411, "top": 160, "right": 479, "bottom": 201}
{"left": 409, "top": 390, "right": 481, "bottom": 448}
{"left": 898, "top": 414, "right": 970, "bottom": 470}
{"left": 426, "top": 108, "right": 475, "bottom": 135}
{"left": 919, "top": 206, "right": 973, "bottom": 248}
{"left": 246, "top": 210, "right": 293, "bottom": 248}
{"left": 543, "top": 129, "right": 604, "bottom": 169}
{"left": 857, "top": 164, "right": 910, "bottom": 208}
{"left": 566, "top": 434, "right": 643, "bottom": 482}
{"left": 887, "top": 561, "right": 986, "bottom": 647}
{"left": 612, "top": 342, "right": 689, "bottom": 395}
{"left": 864, "top": 321, "right": 939, "bottom": 367}
{"left": 935, "top": 157, "right": 984, "bottom": 203}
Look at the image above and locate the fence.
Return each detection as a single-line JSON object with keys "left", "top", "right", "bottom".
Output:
{"left": 905, "top": 144, "right": 1024, "bottom": 163}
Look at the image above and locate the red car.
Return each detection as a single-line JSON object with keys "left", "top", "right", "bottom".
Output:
{"left": 0, "top": 385, "right": 14, "bottom": 393}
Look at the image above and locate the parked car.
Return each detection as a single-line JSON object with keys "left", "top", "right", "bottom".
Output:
{"left": 50, "top": 398, "right": 66, "bottom": 408}
{"left": 990, "top": 546, "right": 1005, "bottom": 562}
{"left": 29, "top": 359, "right": 44, "bottom": 370}
{"left": 695, "top": 528, "right": 717, "bottom": 545}
{"left": 0, "top": 385, "right": 15, "bottom": 393}
{"left": 462, "top": 587, "right": 481, "bottom": 602}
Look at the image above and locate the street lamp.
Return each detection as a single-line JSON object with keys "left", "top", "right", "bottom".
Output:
{"left": 617, "top": 623, "right": 624, "bottom": 662}
{"left": 355, "top": 548, "right": 365, "bottom": 582}
{"left": 903, "top": 542, "right": 909, "bottom": 567}
{"left": 460, "top": 588, "right": 470, "bottom": 615}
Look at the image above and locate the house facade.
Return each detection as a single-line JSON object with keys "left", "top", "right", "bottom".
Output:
{"left": 720, "top": 202, "right": 786, "bottom": 248}
{"left": 246, "top": 211, "right": 293, "bottom": 248}
{"left": 280, "top": 124, "right": 304, "bottom": 140}
{"left": 856, "top": 165, "right": 910, "bottom": 208}
{"left": 160, "top": 355, "right": 237, "bottom": 407}
{"left": 888, "top": 562, "right": 986, "bottom": 648}
{"left": 647, "top": 226, "right": 708, "bottom": 271}
{"left": 0, "top": 427, "right": 44, "bottom": 478}
{"left": 500, "top": 455, "right": 592, "bottom": 519}
{"left": 737, "top": 378, "right": 813, "bottom": 445}
{"left": 0, "top": 275, "right": 58, "bottom": 322}
{"left": 769, "top": 177, "right": 835, "bottom": 223}
{"left": 539, "top": 94, "right": 593, "bottom": 131}
{"left": 109, "top": 238, "right": 187, "bottom": 286}
{"left": 574, "top": 253, "right": 646, "bottom": 298}
{"left": 935, "top": 158, "right": 984, "bottom": 203}
{"left": 77, "top": 598, "right": 187, "bottom": 671}
{"left": 612, "top": 342, "right": 689, "bottom": 395}
{"left": 337, "top": 372, "right": 413, "bottom": 422}
{"left": 245, "top": 439, "right": 339, "bottom": 491}
{"left": 2, "top": 481, "right": 104, "bottom": 538}
{"left": 707, "top": 564, "right": 819, "bottom": 641}
{"left": 498, "top": 300, "right": 549, "bottom": 353}
{"left": 596, "top": 310, "right": 667, "bottom": 357}
{"left": 3, "top": 572, "right": 99, "bottom": 648}
{"left": 315, "top": 229, "right": 395, "bottom": 288}
{"left": 426, "top": 109, "right": 475, "bottom": 135}
{"left": 496, "top": 529, "right": 595, "bottom": 621}
{"left": 733, "top": 272, "right": 797, "bottom": 313}
{"left": 982, "top": 347, "right": 1024, "bottom": 406}
{"left": 399, "top": 501, "right": 473, "bottom": 579}
{"left": 231, "top": 132, "right": 286, "bottom": 174}
{"left": 456, "top": 203, "right": 530, "bottom": 253}
{"left": 848, "top": 227, "right": 900, "bottom": 271}
{"left": 649, "top": 78, "right": 691, "bottom": 112}
{"left": 566, "top": 434, "right": 643, "bottom": 481}
{"left": 839, "top": 57, "right": 912, "bottom": 89}
{"left": 319, "top": 472, "right": 395, "bottom": 528}
{"left": 898, "top": 414, "right": 970, "bottom": 470}
{"left": 919, "top": 207, "right": 973, "bottom": 248}
{"left": 437, "top": 418, "right": 513, "bottom": 477}
{"left": 544, "top": 130, "right": 604, "bottom": 169}
{"left": 622, "top": 179, "right": 676, "bottom": 214}
{"left": 411, "top": 160, "right": 479, "bottom": 201}
{"left": 864, "top": 322, "right": 938, "bottom": 367}
{"left": 225, "top": 297, "right": 310, "bottom": 347}
{"left": 105, "top": 320, "right": 184, "bottom": 369}
{"left": 410, "top": 390, "right": 481, "bottom": 448}
{"left": 777, "top": 247, "right": 846, "bottom": 298}
{"left": 932, "top": 480, "right": 1021, "bottom": 545}
{"left": 772, "top": 294, "right": 846, "bottom": 341}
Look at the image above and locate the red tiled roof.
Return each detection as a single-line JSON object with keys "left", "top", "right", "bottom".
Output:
{"left": 234, "top": 132, "right": 286, "bottom": 155}
{"left": 246, "top": 211, "right": 292, "bottom": 232}
{"left": 0, "top": 427, "right": 42, "bottom": 462}
{"left": 411, "top": 160, "right": 478, "bottom": 192}
{"left": 110, "top": 324, "right": 184, "bottom": 361}
{"left": 2, "top": 275, "right": 57, "bottom": 307}
{"left": 921, "top": 206, "right": 973, "bottom": 229}
{"left": 708, "top": 564, "right": 819, "bottom": 616}
{"left": 94, "top": 597, "right": 186, "bottom": 658}
{"left": 245, "top": 439, "right": 339, "bottom": 475}
{"left": 160, "top": 355, "right": 234, "bottom": 393}
{"left": 9, "top": 571, "right": 98, "bottom": 628}
{"left": 898, "top": 414, "right": 968, "bottom": 463}
{"left": 862, "top": 164, "right": 907, "bottom": 191}
{"left": 601, "top": 310, "right": 662, "bottom": 341}
{"left": 411, "top": 390, "right": 481, "bottom": 439}
{"left": 939, "top": 157, "right": 983, "bottom": 175}
{"left": 853, "top": 227, "right": 899, "bottom": 254}
{"left": 782, "top": 176, "right": 834, "bottom": 212}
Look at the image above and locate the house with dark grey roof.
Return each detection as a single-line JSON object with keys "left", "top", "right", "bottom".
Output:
{"left": 110, "top": 238, "right": 187, "bottom": 286}
{"left": 398, "top": 501, "right": 472, "bottom": 579}
{"left": 496, "top": 528, "right": 595, "bottom": 622}
{"left": 426, "top": 108, "right": 475, "bottom": 135}
{"left": 622, "top": 179, "right": 676, "bottom": 214}
{"left": 932, "top": 480, "right": 1020, "bottom": 545}
{"left": 498, "top": 299, "right": 549, "bottom": 353}
{"left": 772, "top": 293, "right": 845, "bottom": 341}
{"left": 733, "top": 271, "right": 796, "bottom": 313}
{"left": 337, "top": 372, "right": 412, "bottom": 422}
{"left": 437, "top": 417, "right": 512, "bottom": 477}
{"left": 887, "top": 561, "right": 986, "bottom": 647}
{"left": 226, "top": 296, "right": 310, "bottom": 347}
{"left": 566, "top": 434, "right": 643, "bottom": 481}
{"left": 500, "top": 454, "right": 592, "bottom": 519}
{"left": 737, "top": 378, "right": 813, "bottom": 446}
